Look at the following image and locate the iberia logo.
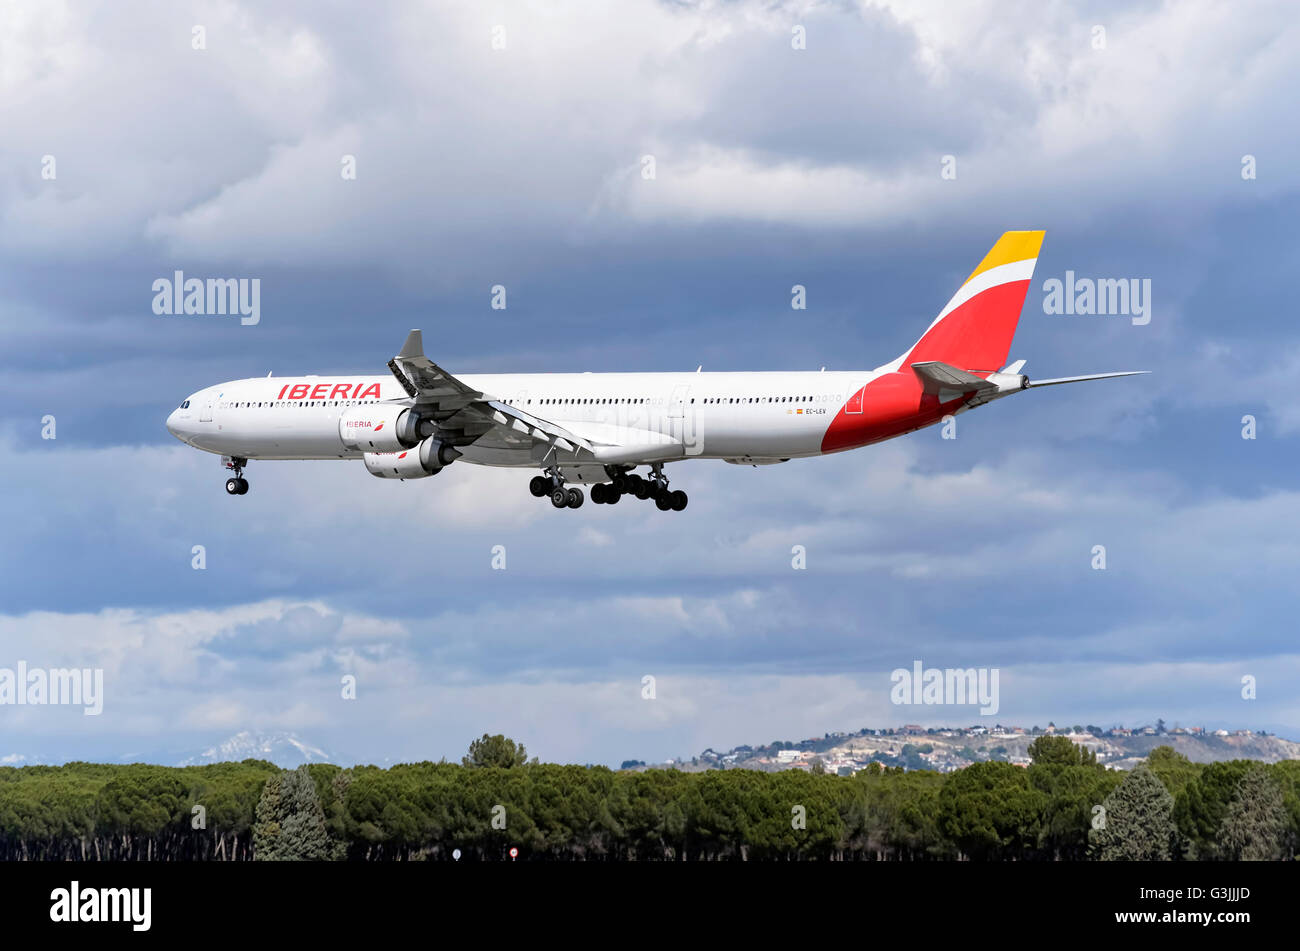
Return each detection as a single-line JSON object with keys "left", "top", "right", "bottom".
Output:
{"left": 397, "top": 451, "right": 408, "bottom": 459}
{"left": 374, "top": 422, "right": 384, "bottom": 432}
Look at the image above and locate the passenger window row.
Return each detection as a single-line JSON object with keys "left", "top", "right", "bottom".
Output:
{"left": 504, "top": 395, "right": 836, "bottom": 406}
{"left": 220, "top": 400, "right": 381, "bottom": 409}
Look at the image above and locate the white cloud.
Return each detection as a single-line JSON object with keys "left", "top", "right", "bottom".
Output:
{"left": 5, "top": 0, "right": 1298, "bottom": 267}
{"left": 1, "top": 592, "right": 1295, "bottom": 765}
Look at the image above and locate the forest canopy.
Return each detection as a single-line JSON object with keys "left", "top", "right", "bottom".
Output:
{"left": 0, "top": 739, "right": 1295, "bottom": 861}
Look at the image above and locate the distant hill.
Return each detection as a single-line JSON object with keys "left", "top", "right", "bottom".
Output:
{"left": 642, "top": 726, "right": 1300, "bottom": 774}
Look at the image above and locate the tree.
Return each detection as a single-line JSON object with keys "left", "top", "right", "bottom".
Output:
{"left": 1180, "top": 760, "right": 1254, "bottom": 859}
{"left": 1089, "top": 764, "right": 1178, "bottom": 860}
{"left": 937, "top": 762, "right": 1044, "bottom": 860}
{"left": 1217, "top": 767, "right": 1289, "bottom": 861}
{"left": 1028, "top": 735, "right": 1097, "bottom": 767}
{"left": 1146, "top": 746, "right": 1198, "bottom": 796}
{"left": 252, "top": 774, "right": 284, "bottom": 859}
{"left": 462, "top": 734, "right": 529, "bottom": 769}
{"left": 253, "top": 766, "right": 331, "bottom": 860}
{"left": 93, "top": 767, "right": 187, "bottom": 860}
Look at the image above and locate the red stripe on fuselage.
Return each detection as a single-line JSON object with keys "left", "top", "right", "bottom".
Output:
{"left": 821, "top": 372, "right": 967, "bottom": 453}
{"left": 821, "top": 277, "right": 1030, "bottom": 453}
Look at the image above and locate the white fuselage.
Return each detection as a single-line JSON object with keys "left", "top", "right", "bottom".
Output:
{"left": 165, "top": 369, "right": 902, "bottom": 471}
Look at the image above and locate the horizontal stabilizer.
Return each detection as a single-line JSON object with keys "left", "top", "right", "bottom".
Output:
{"left": 1027, "top": 371, "right": 1149, "bottom": 388}
{"left": 911, "top": 360, "right": 997, "bottom": 395}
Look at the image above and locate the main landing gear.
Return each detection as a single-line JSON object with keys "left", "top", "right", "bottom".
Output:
{"left": 223, "top": 456, "right": 249, "bottom": 495}
{"left": 529, "top": 471, "right": 584, "bottom": 509}
{"left": 529, "top": 465, "right": 687, "bottom": 512}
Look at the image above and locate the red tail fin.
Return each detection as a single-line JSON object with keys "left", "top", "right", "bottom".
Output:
{"left": 904, "top": 231, "right": 1045, "bottom": 374}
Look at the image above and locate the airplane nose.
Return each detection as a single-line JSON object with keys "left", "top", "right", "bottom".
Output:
{"left": 165, "top": 409, "right": 183, "bottom": 440}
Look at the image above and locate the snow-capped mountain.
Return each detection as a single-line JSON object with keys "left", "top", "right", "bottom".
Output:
{"left": 177, "top": 730, "right": 332, "bottom": 768}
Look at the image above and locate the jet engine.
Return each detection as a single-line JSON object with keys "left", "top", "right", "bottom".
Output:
{"left": 363, "top": 438, "right": 462, "bottom": 480}
{"left": 339, "top": 403, "right": 427, "bottom": 452}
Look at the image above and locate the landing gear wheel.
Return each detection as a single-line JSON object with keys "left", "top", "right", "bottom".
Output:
{"left": 529, "top": 476, "right": 550, "bottom": 497}
{"left": 605, "top": 486, "right": 620, "bottom": 504}
{"left": 550, "top": 487, "right": 569, "bottom": 508}
{"left": 566, "top": 487, "right": 584, "bottom": 509}
{"left": 222, "top": 456, "right": 249, "bottom": 495}
{"left": 655, "top": 493, "right": 672, "bottom": 511}
{"left": 634, "top": 481, "right": 653, "bottom": 500}
{"left": 591, "top": 483, "right": 608, "bottom": 504}
{"left": 669, "top": 489, "right": 687, "bottom": 511}
{"left": 612, "top": 474, "right": 628, "bottom": 494}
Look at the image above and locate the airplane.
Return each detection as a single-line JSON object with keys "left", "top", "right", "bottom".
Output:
{"left": 165, "top": 231, "right": 1145, "bottom": 511}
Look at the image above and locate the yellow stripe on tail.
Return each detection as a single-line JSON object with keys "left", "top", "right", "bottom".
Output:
{"left": 963, "top": 230, "right": 1045, "bottom": 285}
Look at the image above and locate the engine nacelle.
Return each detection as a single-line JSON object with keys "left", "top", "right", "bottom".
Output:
{"left": 363, "top": 438, "right": 462, "bottom": 480}
{"left": 339, "top": 403, "right": 424, "bottom": 452}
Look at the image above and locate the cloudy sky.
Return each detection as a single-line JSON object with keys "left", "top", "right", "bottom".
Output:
{"left": 2, "top": 0, "right": 1298, "bottom": 767}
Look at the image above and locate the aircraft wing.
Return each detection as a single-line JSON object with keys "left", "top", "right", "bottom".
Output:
{"left": 388, "top": 329, "right": 596, "bottom": 458}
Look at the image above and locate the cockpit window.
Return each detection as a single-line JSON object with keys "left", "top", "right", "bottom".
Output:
{"left": 181, "top": 400, "right": 190, "bottom": 409}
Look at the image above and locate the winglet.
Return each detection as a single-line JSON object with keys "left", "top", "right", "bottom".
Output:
{"left": 388, "top": 329, "right": 423, "bottom": 399}
{"left": 398, "top": 329, "right": 424, "bottom": 359}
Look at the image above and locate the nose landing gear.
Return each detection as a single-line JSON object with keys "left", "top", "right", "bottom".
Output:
{"left": 223, "top": 456, "right": 249, "bottom": 495}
